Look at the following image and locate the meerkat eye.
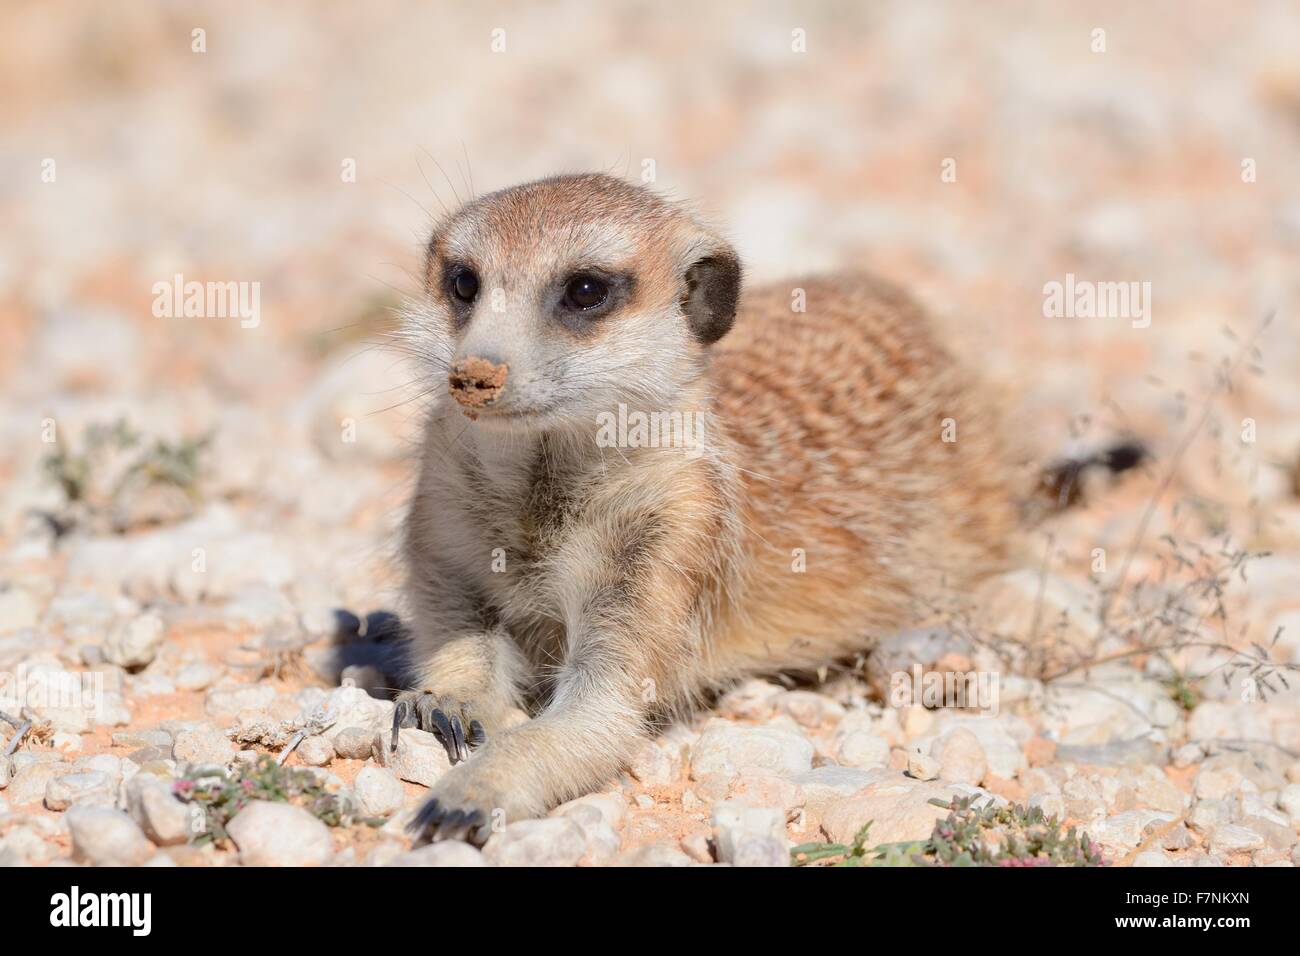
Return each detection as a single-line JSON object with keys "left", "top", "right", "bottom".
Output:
{"left": 563, "top": 274, "right": 608, "bottom": 311}
{"left": 450, "top": 269, "right": 480, "bottom": 303}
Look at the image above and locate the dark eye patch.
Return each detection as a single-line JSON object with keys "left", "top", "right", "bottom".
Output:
{"left": 441, "top": 261, "right": 480, "bottom": 326}
{"left": 551, "top": 268, "right": 634, "bottom": 334}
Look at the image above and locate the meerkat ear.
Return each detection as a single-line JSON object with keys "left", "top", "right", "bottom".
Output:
{"left": 681, "top": 243, "right": 742, "bottom": 345}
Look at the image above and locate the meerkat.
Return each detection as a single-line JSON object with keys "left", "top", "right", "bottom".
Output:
{"left": 393, "top": 173, "right": 1141, "bottom": 843}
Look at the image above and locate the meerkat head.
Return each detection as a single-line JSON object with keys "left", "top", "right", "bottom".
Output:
{"left": 407, "top": 173, "right": 740, "bottom": 432}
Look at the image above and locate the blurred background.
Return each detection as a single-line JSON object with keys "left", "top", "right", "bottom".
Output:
{"left": 2, "top": 0, "right": 1299, "bottom": 618}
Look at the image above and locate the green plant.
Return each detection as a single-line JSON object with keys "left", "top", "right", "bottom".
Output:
{"left": 39, "top": 417, "right": 212, "bottom": 533}
{"left": 791, "top": 796, "right": 1106, "bottom": 867}
{"left": 172, "top": 756, "right": 384, "bottom": 845}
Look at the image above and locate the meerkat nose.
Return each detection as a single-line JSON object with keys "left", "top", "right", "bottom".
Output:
{"left": 448, "top": 356, "right": 510, "bottom": 410}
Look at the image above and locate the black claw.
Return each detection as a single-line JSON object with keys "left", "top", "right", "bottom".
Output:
{"left": 391, "top": 699, "right": 410, "bottom": 753}
{"left": 408, "top": 800, "right": 490, "bottom": 845}
{"left": 449, "top": 715, "right": 468, "bottom": 763}
{"left": 468, "top": 719, "right": 487, "bottom": 749}
{"left": 428, "top": 708, "right": 457, "bottom": 763}
{"left": 435, "top": 809, "right": 467, "bottom": 842}
{"left": 465, "top": 810, "right": 489, "bottom": 847}
{"left": 408, "top": 798, "right": 443, "bottom": 839}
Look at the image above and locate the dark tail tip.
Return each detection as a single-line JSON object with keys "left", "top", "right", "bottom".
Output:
{"left": 1041, "top": 437, "right": 1151, "bottom": 510}
{"left": 1097, "top": 438, "right": 1149, "bottom": 475}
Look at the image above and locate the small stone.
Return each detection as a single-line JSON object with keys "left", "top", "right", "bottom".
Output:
{"left": 1278, "top": 784, "right": 1300, "bottom": 827}
{"left": 172, "top": 724, "right": 236, "bottom": 766}
{"left": 1236, "top": 792, "right": 1297, "bottom": 849}
{"left": 553, "top": 792, "right": 628, "bottom": 830}
{"left": 1060, "top": 775, "right": 1107, "bottom": 821}
{"left": 373, "top": 728, "right": 452, "bottom": 787}
{"left": 125, "top": 775, "right": 199, "bottom": 846}
{"left": 7, "top": 761, "right": 67, "bottom": 805}
{"left": 628, "top": 740, "right": 679, "bottom": 786}
{"left": 0, "top": 823, "right": 55, "bottom": 865}
{"left": 103, "top": 613, "right": 166, "bottom": 669}
{"left": 353, "top": 766, "right": 404, "bottom": 818}
{"left": 1188, "top": 701, "right": 1271, "bottom": 743}
{"left": 712, "top": 800, "right": 788, "bottom": 867}
{"left": 680, "top": 831, "right": 714, "bottom": 864}
{"left": 1055, "top": 737, "right": 1167, "bottom": 768}
{"left": 635, "top": 794, "right": 655, "bottom": 809}
{"left": 1195, "top": 763, "right": 1256, "bottom": 801}
{"left": 1172, "top": 743, "right": 1205, "bottom": 768}
{"left": 391, "top": 842, "right": 487, "bottom": 866}
{"left": 482, "top": 818, "right": 586, "bottom": 867}
{"left": 1042, "top": 679, "right": 1179, "bottom": 746}
{"left": 317, "top": 685, "right": 395, "bottom": 741}
{"left": 907, "top": 752, "right": 940, "bottom": 781}
{"left": 793, "top": 766, "right": 881, "bottom": 826}
{"left": 776, "top": 691, "right": 843, "bottom": 728}
{"left": 51, "top": 732, "right": 83, "bottom": 754}
{"left": 226, "top": 800, "right": 333, "bottom": 866}
{"left": 932, "top": 728, "right": 987, "bottom": 786}
{"left": 67, "top": 807, "right": 155, "bottom": 866}
{"left": 714, "top": 679, "right": 785, "bottom": 720}
{"left": 113, "top": 729, "right": 172, "bottom": 749}
{"left": 127, "top": 746, "right": 172, "bottom": 766}
{"left": 1089, "top": 810, "right": 1177, "bottom": 854}
{"left": 332, "top": 726, "right": 373, "bottom": 760}
{"left": 1209, "top": 824, "right": 1265, "bottom": 854}
{"left": 572, "top": 815, "right": 622, "bottom": 866}
{"left": 1133, "top": 850, "right": 1173, "bottom": 867}
{"left": 614, "top": 843, "right": 697, "bottom": 866}
{"left": 0, "top": 588, "right": 40, "bottom": 634}
{"left": 1029, "top": 792, "right": 1066, "bottom": 819}
{"left": 836, "top": 731, "right": 890, "bottom": 770}
{"left": 76, "top": 753, "right": 125, "bottom": 778}
{"left": 690, "top": 721, "right": 813, "bottom": 781}
{"left": 1131, "top": 766, "right": 1189, "bottom": 813}
{"left": 131, "top": 674, "right": 176, "bottom": 696}
{"left": 205, "top": 683, "right": 277, "bottom": 720}
{"left": 45, "top": 771, "right": 117, "bottom": 811}
{"left": 821, "top": 777, "right": 993, "bottom": 846}
{"left": 982, "top": 773, "right": 1028, "bottom": 803}
{"left": 1160, "top": 823, "right": 1197, "bottom": 851}
{"left": 728, "top": 769, "right": 804, "bottom": 817}
{"left": 1189, "top": 798, "right": 1233, "bottom": 835}
{"left": 297, "top": 735, "right": 334, "bottom": 767}
{"left": 174, "top": 662, "right": 220, "bottom": 692}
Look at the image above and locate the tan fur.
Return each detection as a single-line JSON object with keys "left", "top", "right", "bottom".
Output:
{"left": 397, "top": 173, "right": 1038, "bottom": 836}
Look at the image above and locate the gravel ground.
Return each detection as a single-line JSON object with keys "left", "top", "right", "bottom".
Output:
{"left": 1, "top": 2, "right": 1299, "bottom": 866}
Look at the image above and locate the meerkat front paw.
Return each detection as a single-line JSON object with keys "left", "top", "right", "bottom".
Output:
{"left": 407, "top": 759, "right": 537, "bottom": 845}
{"left": 391, "top": 690, "right": 487, "bottom": 764}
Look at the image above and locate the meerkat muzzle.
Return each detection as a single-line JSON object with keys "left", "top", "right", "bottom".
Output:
{"left": 448, "top": 356, "right": 509, "bottom": 414}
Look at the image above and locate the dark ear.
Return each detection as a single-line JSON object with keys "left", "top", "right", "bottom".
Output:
{"left": 681, "top": 250, "right": 742, "bottom": 345}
